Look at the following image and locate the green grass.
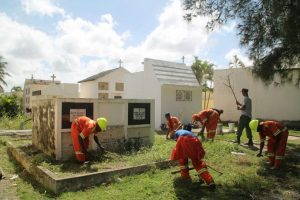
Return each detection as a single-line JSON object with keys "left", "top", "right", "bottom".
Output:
{"left": 0, "top": 135, "right": 175, "bottom": 177}
{"left": 289, "top": 130, "right": 300, "bottom": 136}
{"left": 0, "top": 132, "right": 299, "bottom": 200}
{"left": 0, "top": 115, "right": 32, "bottom": 130}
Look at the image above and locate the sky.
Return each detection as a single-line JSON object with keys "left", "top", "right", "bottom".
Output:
{"left": 0, "top": 0, "right": 252, "bottom": 91}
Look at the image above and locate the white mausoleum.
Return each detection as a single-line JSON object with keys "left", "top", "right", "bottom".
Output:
{"left": 23, "top": 78, "right": 78, "bottom": 112}
{"left": 79, "top": 67, "right": 130, "bottom": 99}
{"left": 124, "top": 58, "right": 201, "bottom": 129}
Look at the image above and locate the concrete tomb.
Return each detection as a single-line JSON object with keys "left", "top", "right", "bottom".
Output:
{"left": 31, "top": 97, "right": 155, "bottom": 160}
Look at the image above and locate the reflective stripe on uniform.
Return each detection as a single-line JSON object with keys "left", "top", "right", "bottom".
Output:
{"left": 75, "top": 151, "right": 84, "bottom": 155}
{"left": 179, "top": 165, "right": 188, "bottom": 170}
{"left": 197, "top": 168, "right": 207, "bottom": 175}
{"left": 273, "top": 129, "right": 281, "bottom": 136}
{"left": 80, "top": 132, "right": 85, "bottom": 139}
{"left": 275, "top": 156, "right": 284, "bottom": 160}
{"left": 273, "top": 127, "right": 288, "bottom": 136}
{"left": 267, "top": 153, "right": 275, "bottom": 157}
{"left": 208, "top": 130, "right": 216, "bottom": 133}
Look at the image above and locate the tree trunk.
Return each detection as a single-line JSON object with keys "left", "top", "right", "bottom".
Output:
{"left": 206, "top": 81, "right": 213, "bottom": 109}
{"left": 203, "top": 89, "right": 207, "bottom": 110}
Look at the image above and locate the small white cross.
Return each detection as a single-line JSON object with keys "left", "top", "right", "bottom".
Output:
{"left": 118, "top": 59, "right": 123, "bottom": 67}
{"left": 51, "top": 74, "right": 56, "bottom": 82}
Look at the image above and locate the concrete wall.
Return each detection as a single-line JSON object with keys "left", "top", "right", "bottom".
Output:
{"left": 32, "top": 99, "right": 56, "bottom": 157}
{"left": 161, "top": 85, "right": 202, "bottom": 125}
{"left": 43, "top": 83, "right": 79, "bottom": 98}
{"left": 79, "top": 68, "right": 130, "bottom": 99}
{"left": 32, "top": 97, "right": 155, "bottom": 160}
{"left": 124, "top": 66, "right": 161, "bottom": 129}
{"left": 213, "top": 68, "right": 300, "bottom": 121}
{"left": 24, "top": 84, "right": 49, "bottom": 111}
{"left": 79, "top": 81, "right": 97, "bottom": 98}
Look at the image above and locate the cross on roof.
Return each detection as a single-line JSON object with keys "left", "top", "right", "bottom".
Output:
{"left": 31, "top": 74, "right": 34, "bottom": 80}
{"left": 118, "top": 59, "right": 123, "bottom": 67}
{"left": 182, "top": 56, "right": 185, "bottom": 64}
{"left": 51, "top": 74, "right": 56, "bottom": 82}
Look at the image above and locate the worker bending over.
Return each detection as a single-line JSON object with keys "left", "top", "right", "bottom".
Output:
{"left": 71, "top": 116, "right": 107, "bottom": 163}
{"left": 192, "top": 108, "right": 223, "bottom": 141}
{"left": 250, "top": 120, "right": 289, "bottom": 169}
{"left": 170, "top": 124, "right": 216, "bottom": 189}
{"left": 165, "top": 112, "right": 182, "bottom": 139}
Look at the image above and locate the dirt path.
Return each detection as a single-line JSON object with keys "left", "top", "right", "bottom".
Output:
{"left": 288, "top": 135, "right": 300, "bottom": 141}
{"left": 0, "top": 171, "right": 19, "bottom": 200}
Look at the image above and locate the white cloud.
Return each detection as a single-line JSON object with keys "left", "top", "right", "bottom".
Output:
{"left": 0, "top": 12, "right": 128, "bottom": 90}
{"left": 123, "top": 0, "right": 212, "bottom": 70}
{"left": 55, "top": 15, "right": 125, "bottom": 59}
{"left": 0, "top": 0, "right": 227, "bottom": 91}
{"left": 0, "top": 13, "right": 54, "bottom": 60}
{"left": 21, "top": 0, "right": 65, "bottom": 16}
{"left": 225, "top": 48, "right": 253, "bottom": 67}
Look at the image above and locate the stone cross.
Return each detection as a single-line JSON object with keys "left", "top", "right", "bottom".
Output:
{"left": 51, "top": 74, "right": 56, "bottom": 82}
{"left": 182, "top": 56, "right": 185, "bottom": 64}
{"left": 118, "top": 59, "right": 123, "bottom": 67}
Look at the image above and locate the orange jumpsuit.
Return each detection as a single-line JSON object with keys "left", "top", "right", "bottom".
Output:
{"left": 71, "top": 116, "right": 97, "bottom": 162}
{"left": 192, "top": 109, "right": 219, "bottom": 140}
{"left": 259, "top": 121, "right": 289, "bottom": 169}
{"left": 166, "top": 116, "right": 181, "bottom": 137}
{"left": 171, "top": 130, "right": 214, "bottom": 185}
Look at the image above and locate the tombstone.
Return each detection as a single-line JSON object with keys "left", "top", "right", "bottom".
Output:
{"left": 31, "top": 97, "right": 155, "bottom": 160}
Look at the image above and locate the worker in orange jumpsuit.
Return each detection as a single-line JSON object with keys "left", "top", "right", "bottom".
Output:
{"left": 249, "top": 120, "right": 289, "bottom": 169}
{"left": 192, "top": 108, "right": 223, "bottom": 141}
{"left": 71, "top": 116, "right": 107, "bottom": 163}
{"left": 165, "top": 112, "right": 182, "bottom": 139}
{"left": 171, "top": 124, "right": 216, "bottom": 189}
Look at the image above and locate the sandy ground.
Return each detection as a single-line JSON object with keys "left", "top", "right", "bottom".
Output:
{"left": 0, "top": 173, "right": 19, "bottom": 200}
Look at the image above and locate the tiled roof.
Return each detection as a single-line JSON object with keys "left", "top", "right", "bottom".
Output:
{"left": 151, "top": 61, "right": 199, "bottom": 86}
{"left": 78, "top": 67, "right": 122, "bottom": 83}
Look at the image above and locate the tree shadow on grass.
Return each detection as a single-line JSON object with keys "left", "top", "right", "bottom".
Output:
{"left": 257, "top": 143, "right": 300, "bottom": 178}
{"left": 173, "top": 176, "right": 256, "bottom": 200}
{"left": 173, "top": 142, "right": 300, "bottom": 200}
{"left": 255, "top": 142, "right": 300, "bottom": 199}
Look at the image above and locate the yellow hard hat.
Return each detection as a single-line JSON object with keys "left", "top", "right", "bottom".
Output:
{"left": 97, "top": 117, "right": 107, "bottom": 131}
{"left": 249, "top": 119, "right": 259, "bottom": 133}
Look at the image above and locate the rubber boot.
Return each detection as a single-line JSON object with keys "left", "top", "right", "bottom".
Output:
{"left": 247, "top": 139, "right": 253, "bottom": 147}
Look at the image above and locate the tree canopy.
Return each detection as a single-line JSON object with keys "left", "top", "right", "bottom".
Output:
{"left": 11, "top": 86, "right": 23, "bottom": 93}
{"left": 191, "top": 57, "right": 214, "bottom": 108}
{"left": 191, "top": 57, "right": 214, "bottom": 86}
{"left": 229, "top": 55, "right": 245, "bottom": 68}
{"left": 183, "top": 0, "right": 300, "bottom": 83}
{"left": 0, "top": 56, "right": 10, "bottom": 92}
